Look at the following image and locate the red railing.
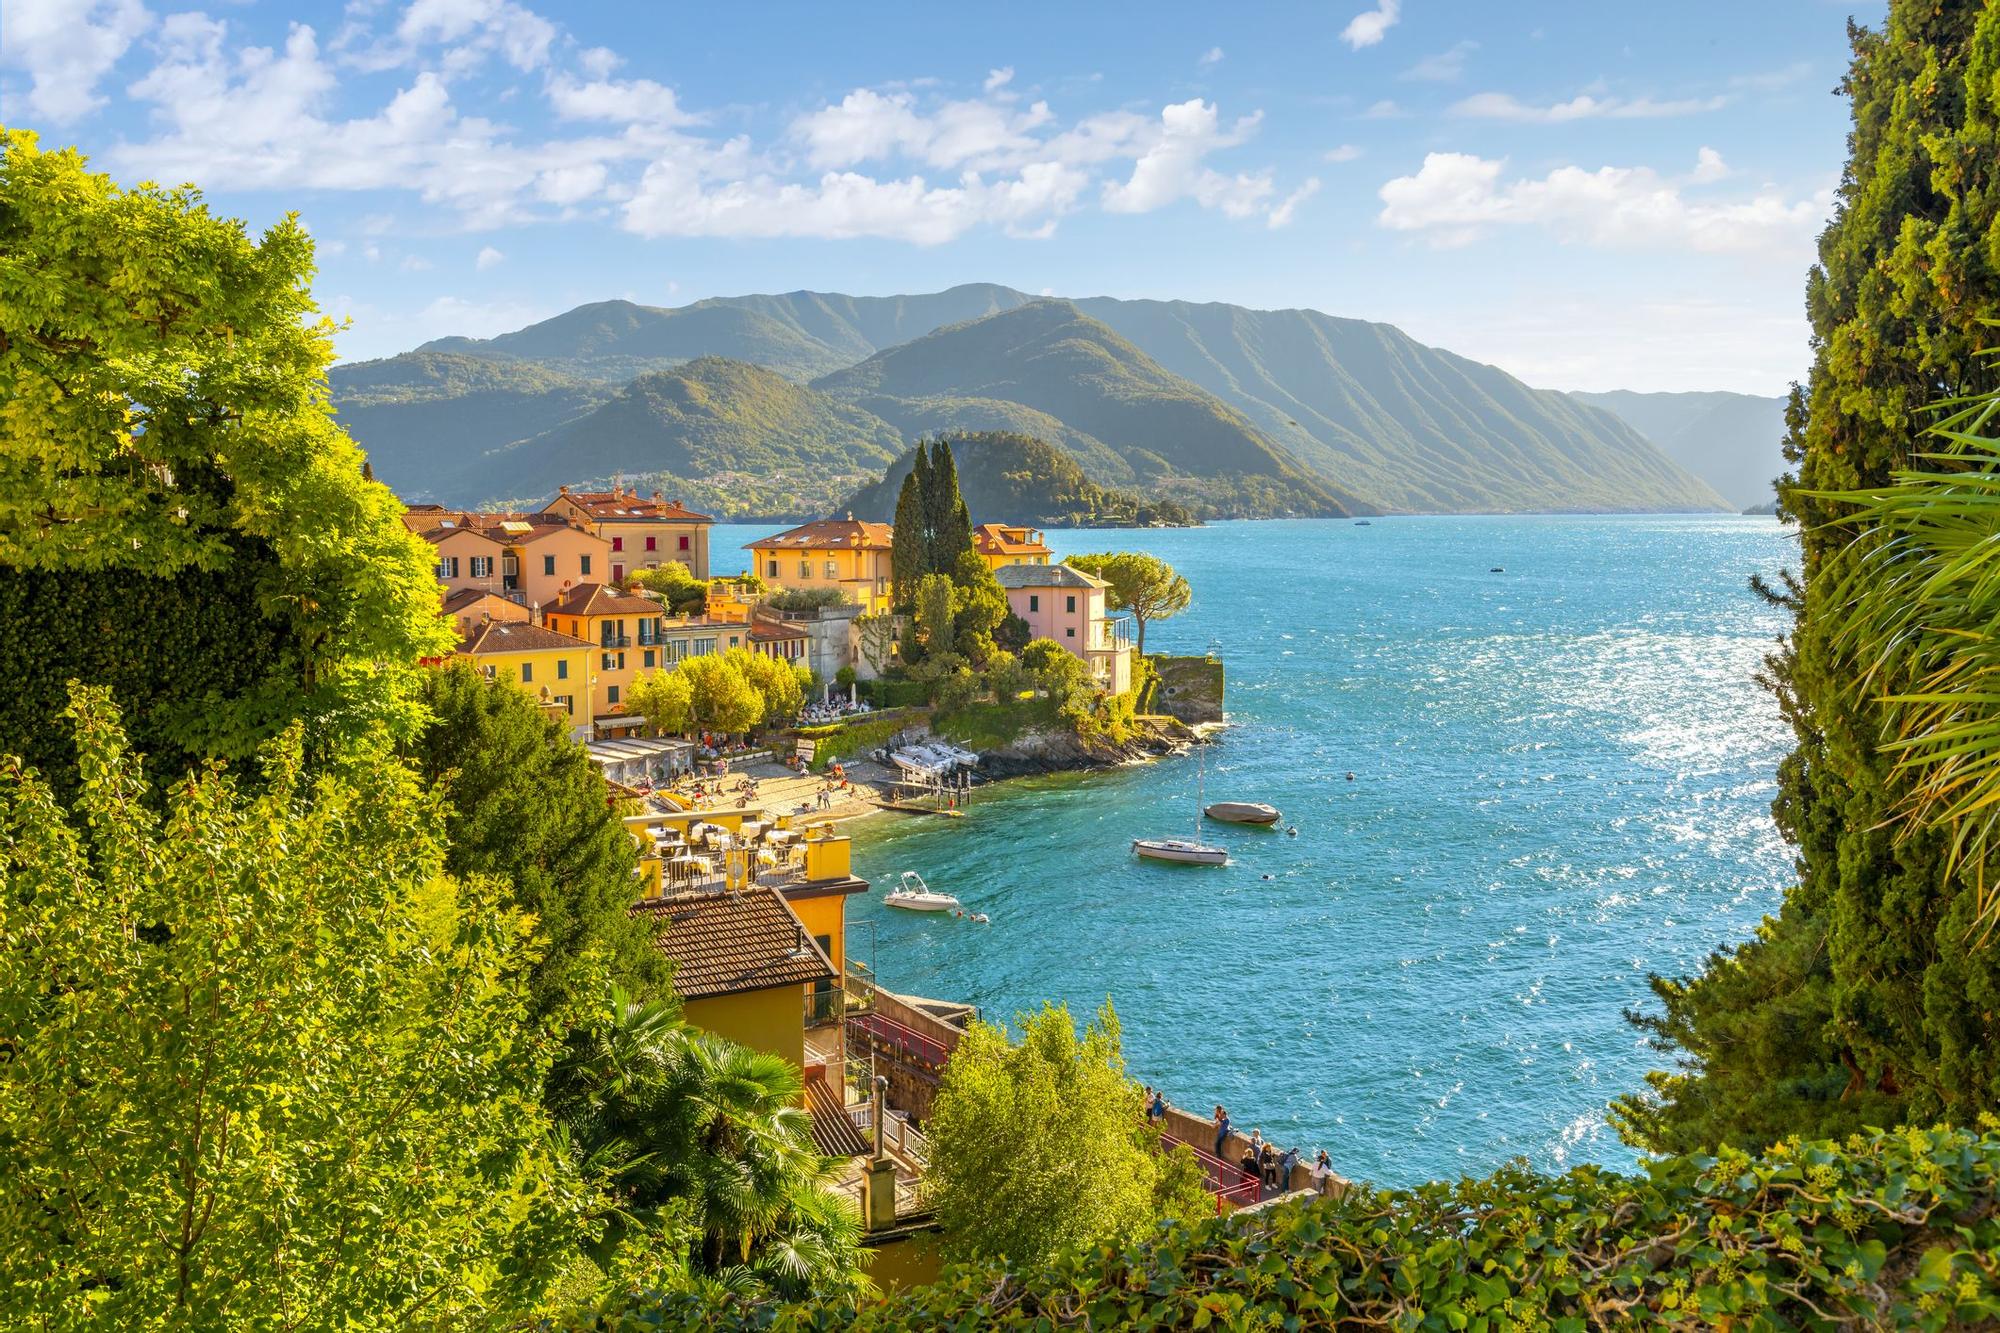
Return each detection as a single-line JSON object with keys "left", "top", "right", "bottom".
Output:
{"left": 1161, "top": 1132, "right": 1263, "bottom": 1209}
{"left": 846, "top": 1011, "right": 950, "bottom": 1068}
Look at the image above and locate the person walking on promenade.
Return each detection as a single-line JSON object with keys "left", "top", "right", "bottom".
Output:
{"left": 1212, "top": 1106, "right": 1230, "bottom": 1157}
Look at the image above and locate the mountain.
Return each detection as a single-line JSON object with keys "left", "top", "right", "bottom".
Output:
{"left": 330, "top": 351, "right": 613, "bottom": 497}
{"left": 839, "top": 432, "right": 1196, "bottom": 527}
{"left": 1569, "top": 390, "right": 1789, "bottom": 511}
{"left": 811, "top": 300, "right": 1368, "bottom": 517}
{"left": 451, "top": 357, "right": 906, "bottom": 517}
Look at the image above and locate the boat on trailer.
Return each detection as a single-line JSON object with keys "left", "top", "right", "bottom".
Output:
{"left": 1132, "top": 837, "right": 1229, "bottom": 865}
{"left": 1205, "top": 801, "right": 1282, "bottom": 826}
{"left": 884, "top": 870, "right": 962, "bottom": 912}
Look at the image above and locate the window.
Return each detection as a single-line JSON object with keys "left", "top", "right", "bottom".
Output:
{"left": 482, "top": 664, "right": 496, "bottom": 679}
{"left": 580, "top": 555, "right": 592, "bottom": 576}
{"left": 643, "top": 648, "right": 656, "bottom": 668}
{"left": 1029, "top": 594, "right": 1039, "bottom": 612}
{"left": 693, "top": 637, "right": 717, "bottom": 656}
{"left": 556, "top": 659, "right": 569, "bottom": 680}
{"left": 728, "top": 635, "right": 740, "bottom": 648}
{"left": 555, "top": 694, "right": 573, "bottom": 715}
{"left": 469, "top": 555, "right": 491, "bottom": 578}
{"left": 824, "top": 560, "right": 837, "bottom": 579}
{"left": 646, "top": 535, "right": 657, "bottom": 551}
{"left": 799, "top": 560, "right": 810, "bottom": 579}
{"left": 1066, "top": 627, "right": 1076, "bottom": 638}
{"left": 520, "top": 662, "right": 533, "bottom": 683}
{"left": 608, "top": 684, "right": 620, "bottom": 705}
{"left": 766, "top": 559, "right": 778, "bottom": 577}
{"left": 601, "top": 622, "right": 615, "bottom": 647}
{"left": 542, "top": 554, "right": 555, "bottom": 576}
{"left": 678, "top": 535, "right": 689, "bottom": 550}
{"left": 611, "top": 536, "right": 623, "bottom": 552}
{"left": 612, "top": 563, "right": 624, "bottom": 582}
{"left": 438, "top": 555, "right": 460, "bottom": 578}
{"left": 1066, "top": 595, "right": 1077, "bottom": 613}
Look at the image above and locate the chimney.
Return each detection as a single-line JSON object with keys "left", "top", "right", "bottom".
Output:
{"left": 652, "top": 490, "right": 663, "bottom": 502}
{"left": 559, "top": 484, "right": 569, "bottom": 495}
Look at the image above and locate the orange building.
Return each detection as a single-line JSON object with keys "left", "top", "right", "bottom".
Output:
{"left": 402, "top": 506, "right": 610, "bottom": 613}
{"left": 973, "top": 523, "right": 1052, "bottom": 571}
{"left": 543, "top": 486, "right": 716, "bottom": 581}
{"left": 453, "top": 619, "right": 594, "bottom": 736}
{"left": 541, "top": 582, "right": 668, "bottom": 731}
{"left": 746, "top": 517, "right": 895, "bottom": 614}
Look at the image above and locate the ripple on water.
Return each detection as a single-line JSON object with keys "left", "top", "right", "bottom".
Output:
{"left": 713, "top": 516, "right": 1800, "bottom": 1189}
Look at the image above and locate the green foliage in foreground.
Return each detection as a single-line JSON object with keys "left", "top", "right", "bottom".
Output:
{"left": 927, "top": 1002, "right": 1211, "bottom": 1269}
{"left": 577, "top": 1124, "right": 2000, "bottom": 1331}
{"left": 0, "top": 686, "right": 583, "bottom": 1329}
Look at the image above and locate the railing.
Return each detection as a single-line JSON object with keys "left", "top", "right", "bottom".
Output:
{"left": 846, "top": 1104, "right": 930, "bottom": 1166}
{"left": 846, "top": 1011, "right": 949, "bottom": 1069}
{"left": 804, "top": 987, "right": 842, "bottom": 1027}
{"left": 601, "top": 632, "right": 632, "bottom": 648}
{"left": 1162, "top": 1132, "right": 1263, "bottom": 1210}
{"left": 842, "top": 959, "right": 878, "bottom": 1014}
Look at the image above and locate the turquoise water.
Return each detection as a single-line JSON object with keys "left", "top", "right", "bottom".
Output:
{"left": 713, "top": 517, "right": 1798, "bottom": 1187}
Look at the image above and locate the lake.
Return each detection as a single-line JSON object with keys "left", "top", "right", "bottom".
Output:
{"left": 712, "top": 515, "right": 1798, "bottom": 1187}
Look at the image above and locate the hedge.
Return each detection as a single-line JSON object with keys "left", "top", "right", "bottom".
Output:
{"left": 572, "top": 1123, "right": 2000, "bottom": 1330}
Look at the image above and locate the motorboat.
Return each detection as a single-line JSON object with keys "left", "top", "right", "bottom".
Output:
{"left": 1132, "top": 838, "right": 1229, "bottom": 866}
{"left": 1205, "top": 801, "right": 1282, "bottom": 826}
{"left": 885, "top": 870, "right": 962, "bottom": 912}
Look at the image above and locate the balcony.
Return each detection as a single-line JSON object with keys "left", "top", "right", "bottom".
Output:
{"left": 601, "top": 632, "right": 632, "bottom": 648}
{"left": 805, "top": 987, "right": 843, "bottom": 1027}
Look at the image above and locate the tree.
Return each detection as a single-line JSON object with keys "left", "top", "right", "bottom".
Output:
{"left": 950, "top": 550, "right": 1010, "bottom": 666}
{"left": 0, "top": 132, "right": 451, "bottom": 796}
{"left": 677, "top": 654, "right": 764, "bottom": 736}
{"left": 628, "top": 666, "right": 695, "bottom": 735}
{"left": 546, "top": 992, "right": 868, "bottom": 1300}
{"left": 766, "top": 585, "right": 852, "bottom": 614}
{"left": 403, "top": 662, "right": 669, "bottom": 1025}
{"left": 890, "top": 445, "right": 930, "bottom": 609}
{"left": 0, "top": 685, "right": 586, "bottom": 1328}
{"left": 725, "top": 648, "right": 810, "bottom": 722}
{"left": 1618, "top": 2, "right": 2000, "bottom": 1155}
{"left": 628, "top": 561, "right": 706, "bottom": 615}
{"left": 912, "top": 573, "right": 958, "bottom": 659}
{"left": 855, "top": 613, "right": 899, "bottom": 676}
{"left": 926, "top": 1001, "right": 1211, "bottom": 1267}
{"left": 925, "top": 441, "right": 974, "bottom": 575}
{"left": 1068, "top": 552, "right": 1191, "bottom": 655}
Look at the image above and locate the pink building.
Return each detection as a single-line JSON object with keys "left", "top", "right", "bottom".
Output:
{"left": 995, "top": 562, "right": 1135, "bottom": 695}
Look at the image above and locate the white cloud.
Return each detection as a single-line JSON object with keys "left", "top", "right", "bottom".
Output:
{"left": 1377, "top": 150, "right": 1830, "bottom": 258}
{"left": 1404, "top": 40, "right": 1476, "bottom": 83}
{"left": 1324, "top": 144, "right": 1365, "bottom": 163}
{"left": 0, "top": 0, "right": 150, "bottom": 123}
{"left": 983, "top": 66, "right": 1014, "bottom": 93}
{"left": 1268, "top": 177, "right": 1320, "bottom": 228}
{"left": 1730, "top": 62, "right": 1812, "bottom": 93}
{"left": 577, "top": 45, "right": 620, "bottom": 79}
{"left": 476, "top": 245, "right": 504, "bottom": 269}
{"left": 397, "top": 0, "right": 554, "bottom": 73}
{"left": 400, "top": 254, "right": 433, "bottom": 271}
{"left": 1102, "top": 99, "right": 1270, "bottom": 218}
{"left": 1341, "top": 0, "right": 1401, "bottom": 51}
{"left": 791, "top": 88, "right": 1054, "bottom": 171}
{"left": 1362, "top": 99, "right": 1403, "bottom": 119}
{"left": 1199, "top": 47, "right": 1225, "bottom": 67}
{"left": 1690, "top": 146, "right": 1728, "bottom": 183}
{"left": 546, "top": 73, "right": 698, "bottom": 126}
{"left": 1450, "top": 91, "right": 1728, "bottom": 123}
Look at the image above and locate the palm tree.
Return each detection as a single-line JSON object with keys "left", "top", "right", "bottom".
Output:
{"left": 1814, "top": 387, "right": 2000, "bottom": 935}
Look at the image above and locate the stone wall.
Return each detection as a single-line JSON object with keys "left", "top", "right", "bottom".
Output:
{"left": 1151, "top": 654, "right": 1225, "bottom": 724}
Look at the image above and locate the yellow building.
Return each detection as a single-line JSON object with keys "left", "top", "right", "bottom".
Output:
{"left": 453, "top": 619, "right": 594, "bottom": 737}
{"left": 634, "top": 883, "right": 837, "bottom": 1071}
{"left": 543, "top": 486, "right": 716, "bottom": 581}
{"left": 540, "top": 582, "right": 674, "bottom": 735}
{"left": 746, "top": 517, "right": 895, "bottom": 615}
{"left": 973, "top": 522, "right": 1052, "bottom": 571}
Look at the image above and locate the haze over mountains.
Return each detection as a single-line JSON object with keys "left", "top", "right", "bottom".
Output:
{"left": 331, "top": 283, "right": 1737, "bottom": 521}
{"left": 1569, "top": 390, "right": 1789, "bottom": 511}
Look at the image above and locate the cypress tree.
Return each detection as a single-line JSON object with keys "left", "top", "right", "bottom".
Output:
{"left": 1617, "top": 1, "right": 2000, "bottom": 1154}
{"left": 922, "top": 439, "right": 975, "bottom": 579}
{"left": 891, "top": 442, "right": 930, "bottom": 610}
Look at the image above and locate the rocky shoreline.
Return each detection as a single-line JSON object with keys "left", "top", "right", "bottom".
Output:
{"left": 969, "top": 716, "right": 1201, "bottom": 781}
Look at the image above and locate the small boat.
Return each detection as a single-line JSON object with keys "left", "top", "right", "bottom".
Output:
{"left": 885, "top": 870, "right": 961, "bottom": 912}
{"left": 1133, "top": 838, "right": 1230, "bottom": 866}
{"left": 1205, "top": 801, "right": 1282, "bottom": 826}
{"left": 1355, "top": 520, "right": 1372, "bottom": 526}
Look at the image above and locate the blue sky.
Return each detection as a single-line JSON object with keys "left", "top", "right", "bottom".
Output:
{"left": 4, "top": 0, "right": 1874, "bottom": 393}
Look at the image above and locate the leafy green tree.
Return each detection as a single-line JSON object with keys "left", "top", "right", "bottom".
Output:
{"left": 678, "top": 653, "right": 764, "bottom": 736}
{"left": 628, "top": 665, "right": 695, "bottom": 735}
{"left": 926, "top": 1001, "right": 1211, "bottom": 1267}
{"left": 1067, "top": 552, "right": 1191, "bottom": 655}
{"left": 765, "top": 585, "right": 853, "bottom": 614}
{"left": 890, "top": 445, "right": 930, "bottom": 609}
{"left": 628, "top": 561, "right": 707, "bottom": 615}
{"left": 925, "top": 440, "right": 975, "bottom": 575}
{"left": 950, "top": 550, "right": 1011, "bottom": 666}
{"left": 1619, "top": 1, "right": 2000, "bottom": 1155}
{"left": 912, "top": 572, "right": 958, "bottom": 659}
{"left": 0, "top": 131, "right": 451, "bottom": 795}
{"left": 0, "top": 685, "right": 585, "bottom": 1329}
{"left": 546, "top": 991, "right": 868, "bottom": 1300}
{"left": 403, "top": 663, "right": 669, "bottom": 1024}
{"left": 724, "top": 647, "right": 810, "bottom": 722}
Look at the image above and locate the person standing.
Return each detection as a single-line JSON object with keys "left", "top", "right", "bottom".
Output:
{"left": 1212, "top": 1105, "right": 1230, "bottom": 1157}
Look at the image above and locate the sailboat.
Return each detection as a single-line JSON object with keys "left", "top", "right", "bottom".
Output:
{"left": 1134, "top": 740, "right": 1229, "bottom": 866}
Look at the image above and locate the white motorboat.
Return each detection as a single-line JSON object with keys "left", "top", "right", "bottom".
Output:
{"left": 1205, "top": 801, "right": 1282, "bottom": 826}
{"left": 1132, "top": 838, "right": 1229, "bottom": 865}
{"left": 885, "top": 870, "right": 962, "bottom": 912}
{"left": 1135, "top": 742, "right": 1228, "bottom": 865}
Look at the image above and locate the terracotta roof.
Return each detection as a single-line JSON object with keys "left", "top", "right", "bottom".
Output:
{"left": 994, "top": 561, "right": 1106, "bottom": 591}
{"left": 419, "top": 524, "right": 505, "bottom": 548}
{"left": 744, "top": 517, "right": 893, "bottom": 552}
{"left": 804, "top": 1078, "right": 870, "bottom": 1157}
{"left": 974, "top": 523, "right": 1050, "bottom": 557}
{"left": 543, "top": 582, "right": 661, "bottom": 618}
{"left": 442, "top": 587, "right": 518, "bottom": 614}
{"left": 457, "top": 620, "right": 592, "bottom": 654}
{"left": 634, "top": 885, "right": 835, "bottom": 1001}
{"left": 749, "top": 619, "right": 809, "bottom": 642}
{"left": 554, "top": 488, "right": 715, "bottom": 524}
{"left": 402, "top": 507, "right": 535, "bottom": 536}
{"left": 510, "top": 521, "right": 602, "bottom": 546}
